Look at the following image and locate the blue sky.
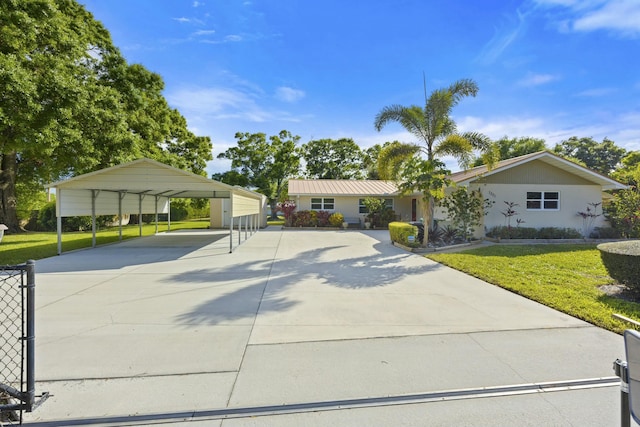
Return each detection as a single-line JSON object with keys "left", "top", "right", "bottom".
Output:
{"left": 80, "top": 0, "right": 640, "bottom": 175}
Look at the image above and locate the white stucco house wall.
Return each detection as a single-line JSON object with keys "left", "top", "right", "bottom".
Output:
{"left": 287, "top": 179, "right": 418, "bottom": 224}
{"left": 440, "top": 151, "right": 627, "bottom": 237}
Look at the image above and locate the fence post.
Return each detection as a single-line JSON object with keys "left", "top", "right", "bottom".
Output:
{"left": 25, "top": 260, "right": 36, "bottom": 412}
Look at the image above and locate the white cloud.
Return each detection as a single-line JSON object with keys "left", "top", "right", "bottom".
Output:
{"left": 573, "top": 0, "right": 640, "bottom": 36}
{"left": 193, "top": 29, "right": 216, "bottom": 36}
{"left": 193, "top": 1, "right": 203, "bottom": 7}
{"left": 167, "top": 85, "right": 311, "bottom": 127}
{"left": 173, "top": 17, "right": 191, "bottom": 23}
{"left": 201, "top": 34, "right": 243, "bottom": 44}
{"left": 574, "top": 87, "right": 616, "bottom": 97}
{"left": 535, "top": 0, "right": 640, "bottom": 38}
{"left": 456, "top": 112, "right": 640, "bottom": 151}
{"left": 518, "top": 73, "right": 560, "bottom": 86}
{"left": 275, "top": 87, "right": 305, "bottom": 103}
{"left": 476, "top": 9, "right": 529, "bottom": 65}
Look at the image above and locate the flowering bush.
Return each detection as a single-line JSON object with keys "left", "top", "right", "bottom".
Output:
{"left": 328, "top": 212, "right": 344, "bottom": 227}
{"left": 292, "top": 210, "right": 314, "bottom": 227}
{"left": 316, "top": 210, "right": 331, "bottom": 227}
{"left": 278, "top": 200, "right": 296, "bottom": 226}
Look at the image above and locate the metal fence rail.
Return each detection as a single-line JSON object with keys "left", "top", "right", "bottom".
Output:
{"left": 1, "top": 260, "right": 47, "bottom": 425}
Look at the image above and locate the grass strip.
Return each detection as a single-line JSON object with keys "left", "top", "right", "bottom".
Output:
{"left": 426, "top": 244, "right": 640, "bottom": 334}
{"left": 0, "top": 220, "right": 210, "bottom": 265}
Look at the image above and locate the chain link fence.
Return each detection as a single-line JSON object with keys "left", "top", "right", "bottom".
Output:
{"left": 1, "top": 261, "right": 47, "bottom": 425}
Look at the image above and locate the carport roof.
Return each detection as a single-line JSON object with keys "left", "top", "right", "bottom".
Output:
{"left": 45, "top": 158, "right": 262, "bottom": 200}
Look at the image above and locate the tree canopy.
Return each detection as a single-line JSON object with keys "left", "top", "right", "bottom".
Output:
{"left": 300, "top": 138, "right": 364, "bottom": 179}
{"left": 473, "top": 136, "right": 546, "bottom": 166}
{"left": 0, "top": 0, "right": 212, "bottom": 232}
{"left": 553, "top": 136, "right": 626, "bottom": 176}
{"left": 217, "top": 130, "right": 300, "bottom": 219}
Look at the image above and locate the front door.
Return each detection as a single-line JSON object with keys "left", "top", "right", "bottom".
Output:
{"left": 411, "top": 198, "right": 417, "bottom": 222}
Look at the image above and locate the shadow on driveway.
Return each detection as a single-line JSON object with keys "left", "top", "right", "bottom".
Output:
{"left": 173, "top": 240, "right": 443, "bottom": 326}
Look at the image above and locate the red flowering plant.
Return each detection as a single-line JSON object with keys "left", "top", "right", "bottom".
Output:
{"left": 278, "top": 201, "right": 297, "bottom": 227}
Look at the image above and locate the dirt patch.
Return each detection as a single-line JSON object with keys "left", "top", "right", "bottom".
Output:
{"left": 599, "top": 284, "right": 640, "bottom": 303}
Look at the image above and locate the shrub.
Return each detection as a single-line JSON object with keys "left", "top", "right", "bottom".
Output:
{"left": 441, "top": 225, "right": 463, "bottom": 245}
{"left": 292, "top": 210, "right": 313, "bottom": 227}
{"left": 485, "top": 226, "right": 581, "bottom": 239}
{"left": 328, "top": 212, "right": 344, "bottom": 227}
{"left": 598, "top": 240, "right": 640, "bottom": 288}
{"left": 389, "top": 221, "right": 420, "bottom": 247}
{"left": 279, "top": 201, "right": 297, "bottom": 226}
{"left": 537, "top": 227, "right": 581, "bottom": 239}
{"left": 316, "top": 210, "right": 331, "bottom": 227}
{"left": 428, "top": 225, "right": 445, "bottom": 246}
{"left": 591, "top": 227, "right": 621, "bottom": 239}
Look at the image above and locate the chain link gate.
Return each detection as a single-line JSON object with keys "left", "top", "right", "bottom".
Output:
{"left": 1, "top": 261, "right": 48, "bottom": 425}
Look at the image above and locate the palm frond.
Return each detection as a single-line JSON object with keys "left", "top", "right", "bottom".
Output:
{"left": 435, "top": 134, "right": 473, "bottom": 169}
{"left": 377, "top": 142, "right": 420, "bottom": 180}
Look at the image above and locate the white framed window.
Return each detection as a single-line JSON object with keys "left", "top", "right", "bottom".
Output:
{"left": 311, "top": 197, "right": 335, "bottom": 210}
{"left": 526, "top": 191, "right": 559, "bottom": 211}
{"left": 358, "top": 198, "right": 394, "bottom": 214}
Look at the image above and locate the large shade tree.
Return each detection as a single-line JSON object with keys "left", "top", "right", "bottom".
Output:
{"left": 217, "top": 130, "right": 300, "bottom": 220}
{"left": 0, "top": 0, "right": 211, "bottom": 232}
{"left": 374, "top": 78, "right": 495, "bottom": 244}
{"left": 553, "top": 136, "right": 626, "bottom": 176}
{"left": 472, "top": 136, "right": 546, "bottom": 166}
{"left": 300, "top": 138, "right": 364, "bottom": 179}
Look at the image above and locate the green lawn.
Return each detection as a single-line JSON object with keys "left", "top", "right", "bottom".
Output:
{"left": 0, "top": 220, "right": 210, "bottom": 265}
{"left": 426, "top": 244, "right": 640, "bottom": 334}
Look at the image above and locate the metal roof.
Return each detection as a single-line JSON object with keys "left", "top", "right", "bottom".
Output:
{"left": 288, "top": 179, "right": 400, "bottom": 196}
{"left": 46, "top": 158, "right": 262, "bottom": 200}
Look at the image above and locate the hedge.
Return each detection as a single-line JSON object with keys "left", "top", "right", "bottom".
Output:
{"left": 597, "top": 240, "right": 640, "bottom": 288}
{"left": 389, "top": 221, "right": 420, "bottom": 248}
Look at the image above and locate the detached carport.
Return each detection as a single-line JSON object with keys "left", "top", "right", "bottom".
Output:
{"left": 45, "top": 158, "right": 265, "bottom": 254}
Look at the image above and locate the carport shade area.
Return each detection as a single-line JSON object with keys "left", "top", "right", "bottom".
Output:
{"left": 45, "top": 158, "right": 265, "bottom": 254}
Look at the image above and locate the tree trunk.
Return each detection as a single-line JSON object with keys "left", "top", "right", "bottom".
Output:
{"left": 269, "top": 200, "right": 279, "bottom": 221}
{"left": 0, "top": 152, "right": 22, "bottom": 233}
{"left": 420, "top": 195, "right": 435, "bottom": 247}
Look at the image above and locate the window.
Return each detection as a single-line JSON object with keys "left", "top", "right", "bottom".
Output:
{"left": 526, "top": 191, "right": 559, "bottom": 211}
{"left": 311, "top": 198, "right": 334, "bottom": 210}
{"left": 358, "top": 198, "right": 394, "bottom": 214}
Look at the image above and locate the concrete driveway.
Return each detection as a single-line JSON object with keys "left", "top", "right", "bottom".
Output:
{"left": 23, "top": 228, "right": 629, "bottom": 426}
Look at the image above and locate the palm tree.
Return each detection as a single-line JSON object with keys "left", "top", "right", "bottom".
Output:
{"left": 374, "top": 78, "right": 497, "bottom": 245}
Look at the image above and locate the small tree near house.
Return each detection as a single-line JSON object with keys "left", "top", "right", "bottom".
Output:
{"left": 501, "top": 201, "right": 519, "bottom": 238}
{"left": 278, "top": 200, "right": 296, "bottom": 226}
{"left": 577, "top": 202, "right": 602, "bottom": 238}
{"left": 440, "top": 188, "right": 494, "bottom": 241}
{"left": 362, "top": 197, "right": 386, "bottom": 227}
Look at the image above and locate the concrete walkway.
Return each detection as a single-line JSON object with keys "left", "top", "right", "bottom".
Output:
{"left": 23, "top": 228, "right": 629, "bottom": 426}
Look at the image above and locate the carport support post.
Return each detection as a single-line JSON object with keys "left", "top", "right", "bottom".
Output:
{"left": 229, "top": 216, "right": 234, "bottom": 253}
{"left": 238, "top": 215, "right": 242, "bottom": 246}
{"left": 167, "top": 198, "right": 171, "bottom": 232}
{"left": 56, "top": 189, "right": 62, "bottom": 255}
{"left": 154, "top": 196, "right": 159, "bottom": 234}
{"left": 91, "top": 190, "right": 98, "bottom": 248}
{"left": 118, "top": 191, "right": 125, "bottom": 241}
{"left": 138, "top": 194, "right": 144, "bottom": 237}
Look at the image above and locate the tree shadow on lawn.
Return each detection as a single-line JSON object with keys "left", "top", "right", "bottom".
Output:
{"left": 172, "top": 242, "right": 443, "bottom": 326}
